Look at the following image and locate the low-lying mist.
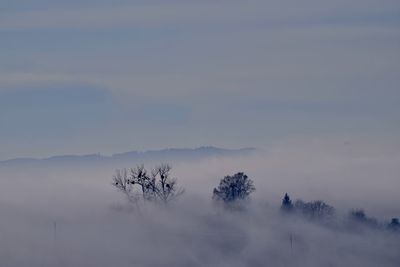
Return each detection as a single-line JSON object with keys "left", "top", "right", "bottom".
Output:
{"left": 0, "top": 137, "right": 399, "bottom": 266}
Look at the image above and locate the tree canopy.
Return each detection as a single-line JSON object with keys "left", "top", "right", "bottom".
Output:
{"left": 213, "top": 172, "right": 255, "bottom": 203}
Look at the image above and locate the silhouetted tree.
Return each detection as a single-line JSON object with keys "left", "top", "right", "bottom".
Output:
{"left": 129, "top": 165, "right": 156, "bottom": 200}
{"left": 213, "top": 172, "right": 255, "bottom": 204}
{"left": 349, "top": 209, "right": 367, "bottom": 221}
{"left": 151, "top": 164, "right": 184, "bottom": 203}
{"left": 113, "top": 168, "right": 138, "bottom": 202}
{"left": 387, "top": 218, "right": 399, "bottom": 232}
{"left": 348, "top": 209, "right": 379, "bottom": 228}
{"left": 295, "top": 200, "right": 335, "bottom": 221}
{"left": 281, "top": 193, "right": 293, "bottom": 212}
{"left": 112, "top": 164, "right": 184, "bottom": 204}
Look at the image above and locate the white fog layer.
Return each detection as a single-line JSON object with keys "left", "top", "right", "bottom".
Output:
{"left": 0, "top": 138, "right": 399, "bottom": 266}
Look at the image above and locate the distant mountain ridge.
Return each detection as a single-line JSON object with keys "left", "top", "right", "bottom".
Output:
{"left": 0, "top": 146, "right": 256, "bottom": 167}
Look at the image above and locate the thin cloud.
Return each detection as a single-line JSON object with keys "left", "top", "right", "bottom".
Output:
{"left": 0, "top": 0, "right": 398, "bottom": 31}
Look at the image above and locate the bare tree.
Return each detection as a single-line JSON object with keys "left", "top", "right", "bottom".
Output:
{"left": 112, "top": 168, "right": 139, "bottom": 203}
{"left": 112, "top": 164, "right": 184, "bottom": 204}
{"left": 129, "top": 165, "right": 156, "bottom": 201}
{"left": 151, "top": 164, "right": 184, "bottom": 203}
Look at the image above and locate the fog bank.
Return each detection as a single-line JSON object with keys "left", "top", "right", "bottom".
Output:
{"left": 0, "top": 137, "right": 399, "bottom": 266}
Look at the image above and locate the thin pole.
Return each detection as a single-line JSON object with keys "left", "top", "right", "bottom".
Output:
{"left": 53, "top": 221, "right": 57, "bottom": 242}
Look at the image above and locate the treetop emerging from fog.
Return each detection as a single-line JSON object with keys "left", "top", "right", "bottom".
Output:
{"left": 212, "top": 172, "right": 255, "bottom": 203}
{"left": 112, "top": 164, "right": 184, "bottom": 204}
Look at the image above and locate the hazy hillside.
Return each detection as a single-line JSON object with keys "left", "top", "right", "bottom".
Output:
{"left": 0, "top": 146, "right": 256, "bottom": 168}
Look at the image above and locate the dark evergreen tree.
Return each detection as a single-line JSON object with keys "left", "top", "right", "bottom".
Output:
{"left": 281, "top": 193, "right": 293, "bottom": 212}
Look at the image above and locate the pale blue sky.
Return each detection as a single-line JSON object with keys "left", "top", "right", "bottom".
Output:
{"left": 0, "top": 0, "right": 399, "bottom": 160}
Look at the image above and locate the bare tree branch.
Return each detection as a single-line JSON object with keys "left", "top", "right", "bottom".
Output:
{"left": 112, "top": 164, "right": 184, "bottom": 204}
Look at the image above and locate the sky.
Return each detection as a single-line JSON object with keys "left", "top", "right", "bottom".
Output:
{"left": 0, "top": 0, "right": 399, "bottom": 160}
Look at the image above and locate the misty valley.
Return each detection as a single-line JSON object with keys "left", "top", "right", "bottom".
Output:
{"left": 0, "top": 144, "right": 399, "bottom": 267}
